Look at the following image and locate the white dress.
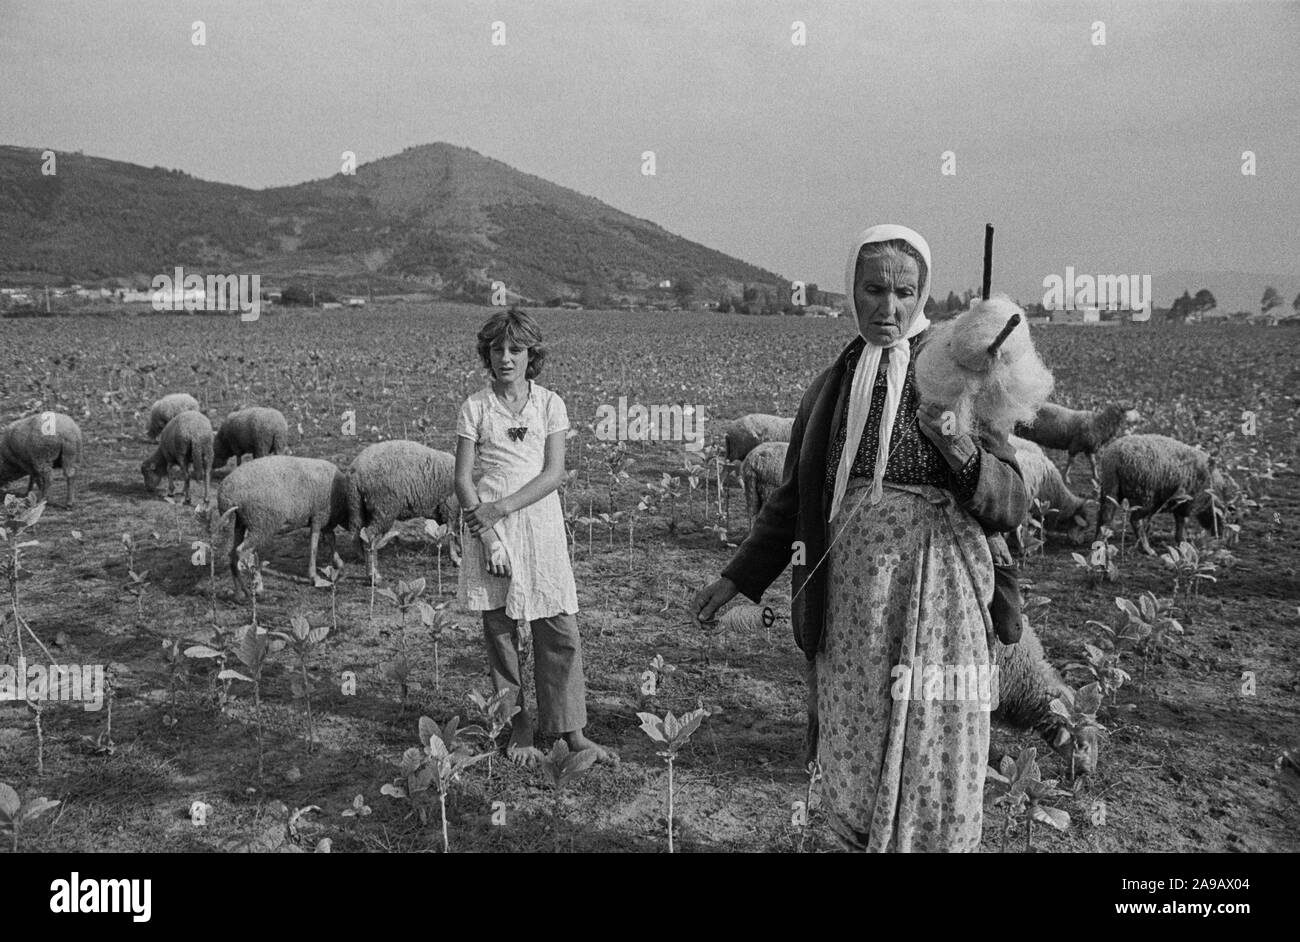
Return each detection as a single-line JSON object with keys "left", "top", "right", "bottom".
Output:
{"left": 455, "top": 381, "right": 579, "bottom": 621}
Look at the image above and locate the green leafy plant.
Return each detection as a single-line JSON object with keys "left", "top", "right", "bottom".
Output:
{"left": 1, "top": 494, "right": 61, "bottom": 773}
{"left": 377, "top": 576, "right": 426, "bottom": 652}
{"left": 311, "top": 554, "right": 345, "bottom": 634}
{"left": 381, "top": 715, "right": 489, "bottom": 853}
{"left": 272, "top": 614, "right": 331, "bottom": 753}
{"left": 637, "top": 707, "right": 709, "bottom": 853}
{"left": 220, "top": 624, "right": 284, "bottom": 781}
{"left": 159, "top": 638, "right": 188, "bottom": 726}
{"left": 0, "top": 782, "right": 59, "bottom": 852}
{"left": 1064, "top": 643, "right": 1130, "bottom": 707}
{"left": 985, "top": 746, "right": 1071, "bottom": 852}
{"left": 419, "top": 600, "right": 459, "bottom": 690}
{"left": 1160, "top": 540, "right": 1217, "bottom": 609}
{"left": 538, "top": 739, "right": 601, "bottom": 852}
{"left": 1098, "top": 592, "right": 1185, "bottom": 676}
{"left": 360, "top": 528, "right": 397, "bottom": 626}
{"left": 1071, "top": 527, "right": 1118, "bottom": 584}
{"left": 1047, "top": 682, "right": 1107, "bottom": 780}
{"left": 465, "top": 687, "right": 521, "bottom": 781}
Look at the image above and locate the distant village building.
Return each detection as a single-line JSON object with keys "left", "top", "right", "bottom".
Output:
{"left": 345, "top": 297, "right": 367, "bottom": 307}
{"left": 1050, "top": 306, "right": 1101, "bottom": 325}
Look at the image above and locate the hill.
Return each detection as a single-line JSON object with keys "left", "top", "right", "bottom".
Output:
{"left": 0, "top": 143, "right": 785, "bottom": 302}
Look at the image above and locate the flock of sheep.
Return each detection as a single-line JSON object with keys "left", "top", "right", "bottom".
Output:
{"left": 727, "top": 401, "right": 1241, "bottom": 776}
{"left": 0, "top": 391, "right": 1240, "bottom": 780}
{"left": 0, "top": 394, "right": 460, "bottom": 596}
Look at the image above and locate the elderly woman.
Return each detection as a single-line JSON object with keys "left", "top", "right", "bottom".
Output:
{"left": 693, "top": 225, "right": 1030, "bottom": 852}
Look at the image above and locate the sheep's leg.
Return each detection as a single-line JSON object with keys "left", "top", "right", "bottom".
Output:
{"left": 230, "top": 519, "right": 249, "bottom": 597}
{"left": 1130, "top": 510, "right": 1156, "bottom": 556}
{"left": 1173, "top": 509, "right": 1189, "bottom": 546}
{"left": 307, "top": 524, "right": 321, "bottom": 583}
{"left": 64, "top": 467, "right": 75, "bottom": 507}
{"left": 181, "top": 462, "right": 192, "bottom": 503}
{"left": 165, "top": 463, "right": 176, "bottom": 498}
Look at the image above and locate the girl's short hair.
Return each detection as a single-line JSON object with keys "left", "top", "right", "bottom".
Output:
{"left": 855, "top": 239, "right": 928, "bottom": 289}
{"left": 476, "top": 307, "right": 547, "bottom": 379}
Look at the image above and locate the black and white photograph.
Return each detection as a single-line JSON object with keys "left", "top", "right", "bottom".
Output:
{"left": 0, "top": 0, "right": 1296, "bottom": 886}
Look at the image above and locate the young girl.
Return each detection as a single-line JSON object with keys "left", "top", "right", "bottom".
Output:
{"left": 455, "top": 308, "right": 615, "bottom": 767}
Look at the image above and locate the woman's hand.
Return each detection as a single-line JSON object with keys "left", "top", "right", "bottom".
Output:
{"left": 691, "top": 577, "right": 739, "bottom": 626}
{"left": 465, "top": 501, "right": 505, "bottom": 535}
{"left": 480, "top": 530, "right": 512, "bottom": 577}
{"left": 916, "top": 400, "right": 977, "bottom": 470}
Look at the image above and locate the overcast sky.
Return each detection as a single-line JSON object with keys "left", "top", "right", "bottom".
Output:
{"left": 2, "top": 0, "right": 1297, "bottom": 304}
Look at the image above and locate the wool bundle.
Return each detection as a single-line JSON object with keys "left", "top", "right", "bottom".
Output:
{"left": 914, "top": 295, "right": 1054, "bottom": 436}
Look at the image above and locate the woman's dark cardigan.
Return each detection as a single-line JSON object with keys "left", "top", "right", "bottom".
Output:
{"left": 721, "top": 332, "right": 1032, "bottom": 657}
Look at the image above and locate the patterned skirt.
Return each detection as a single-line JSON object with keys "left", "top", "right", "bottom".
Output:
{"left": 816, "top": 479, "right": 995, "bottom": 852}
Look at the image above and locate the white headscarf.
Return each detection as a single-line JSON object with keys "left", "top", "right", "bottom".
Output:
{"left": 827, "top": 224, "right": 933, "bottom": 522}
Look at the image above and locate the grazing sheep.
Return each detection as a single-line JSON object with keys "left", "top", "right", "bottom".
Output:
{"left": 803, "top": 618, "right": 1099, "bottom": 776}
{"left": 1008, "top": 434, "right": 1093, "bottom": 548}
{"left": 1014, "top": 402, "right": 1141, "bottom": 481}
{"left": 216, "top": 456, "right": 349, "bottom": 595}
{"left": 723, "top": 413, "right": 794, "bottom": 462}
{"left": 991, "top": 618, "right": 1100, "bottom": 776}
{"left": 345, "top": 440, "right": 460, "bottom": 581}
{"left": 147, "top": 393, "right": 201, "bottom": 440}
{"left": 0, "top": 412, "right": 83, "bottom": 507}
{"left": 1095, "top": 433, "right": 1238, "bottom": 556}
{"left": 213, "top": 407, "right": 288, "bottom": 468}
{"left": 740, "top": 441, "right": 789, "bottom": 519}
{"left": 141, "top": 410, "right": 214, "bottom": 504}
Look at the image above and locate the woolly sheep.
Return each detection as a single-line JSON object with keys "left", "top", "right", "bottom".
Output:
{"left": 213, "top": 407, "right": 288, "bottom": 468}
{"left": 990, "top": 618, "right": 1100, "bottom": 776}
{"left": 147, "top": 393, "right": 201, "bottom": 440}
{"left": 1008, "top": 434, "right": 1092, "bottom": 548}
{"left": 724, "top": 414, "right": 794, "bottom": 462}
{"left": 345, "top": 440, "right": 461, "bottom": 581}
{"left": 740, "top": 441, "right": 788, "bottom": 519}
{"left": 141, "top": 410, "right": 214, "bottom": 504}
{"left": 0, "top": 412, "right": 83, "bottom": 507}
{"left": 1095, "top": 433, "right": 1238, "bottom": 556}
{"left": 802, "top": 618, "right": 1099, "bottom": 776}
{"left": 1014, "top": 401, "right": 1141, "bottom": 482}
{"left": 216, "top": 455, "right": 349, "bottom": 595}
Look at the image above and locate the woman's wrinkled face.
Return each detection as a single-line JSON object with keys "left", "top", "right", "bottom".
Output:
{"left": 490, "top": 338, "right": 530, "bottom": 382}
{"left": 855, "top": 253, "right": 921, "bottom": 346}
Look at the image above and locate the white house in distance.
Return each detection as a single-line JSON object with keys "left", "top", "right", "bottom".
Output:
{"left": 1050, "top": 306, "right": 1101, "bottom": 324}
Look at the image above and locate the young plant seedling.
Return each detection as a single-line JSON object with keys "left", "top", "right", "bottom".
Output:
{"left": 637, "top": 707, "right": 709, "bottom": 853}
{"left": 381, "top": 715, "right": 489, "bottom": 853}
{"left": 538, "top": 739, "right": 602, "bottom": 852}
{"left": 220, "top": 624, "right": 284, "bottom": 782}
{"left": 984, "top": 746, "right": 1071, "bottom": 852}
{"left": 0, "top": 782, "right": 59, "bottom": 853}
{"left": 312, "top": 554, "right": 345, "bottom": 634}
{"left": 1071, "top": 527, "right": 1119, "bottom": 585}
{"left": 377, "top": 576, "right": 426, "bottom": 652}
{"left": 360, "top": 528, "right": 398, "bottom": 626}
{"left": 1064, "top": 643, "right": 1131, "bottom": 708}
{"left": 419, "top": 599, "right": 458, "bottom": 690}
{"left": 1047, "top": 682, "right": 1107, "bottom": 780}
{"left": 272, "top": 614, "right": 331, "bottom": 753}
{"left": 159, "top": 638, "right": 189, "bottom": 725}
{"left": 465, "top": 687, "right": 521, "bottom": 782}
{"left": 1160, "top": 541, "right": 1217, "bottom": 610}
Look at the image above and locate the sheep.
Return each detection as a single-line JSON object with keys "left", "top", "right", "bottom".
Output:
{"left": 1014, "top": 402, "right": 1141, "bottom": 482}
{"left": 213, "top": 407, "right": 288, "bottom": 468}
{"left": 216, "top": 456, "right": 349, "bottom": 595}
{"left": 990, "top": 618, "right": 1100, "bottom": 777}
{"left": 740, "top": 441, "right": 788, "bottom": 519}
{"left": 146, "top": 393, "right": 200, "bottom": 440}
{"left": 345, "top": 440, "right": 461, "bottom": 581}
{"left": 1008, "top": 434, "right": 1093, "bottom": 548}
{"left": 1095, "top": 433, "right": 1238, "bottom": 556}
{"left": 723, "top": 413, "right": 794, "bottom": 462}
{"left": 141, "top": 410, "right": 214, "bottom": 504}
{"left": 0, "top": 412, "right": 83, "bottom": 507}
{"left": 802, "top": 618, "right": 1100, "bottom": 776}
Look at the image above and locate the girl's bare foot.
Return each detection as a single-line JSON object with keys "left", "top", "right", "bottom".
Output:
{"left": 507, "top": 715, "right": 544, "bottom": 767}
{"left": 563, "top": 730, "right": 620, "bottom": 767}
